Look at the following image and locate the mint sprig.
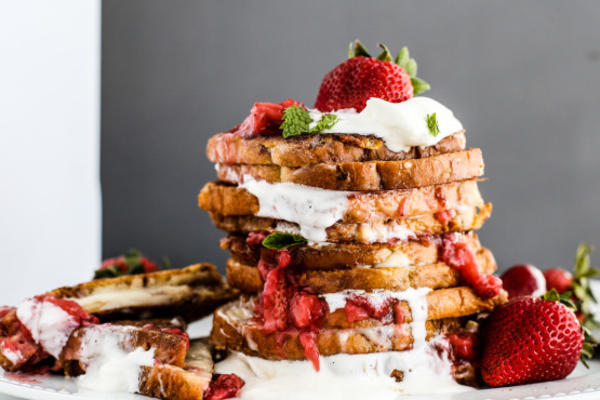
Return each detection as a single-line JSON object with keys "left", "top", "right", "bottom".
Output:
{"left": 262, "top": 232, "right": 308, "bottom": 250}
{"left": 426, "top": 113, "right": 440, "bottom": 137}
{"left": 280, "top": 106, "right": 339, "bottom": 139}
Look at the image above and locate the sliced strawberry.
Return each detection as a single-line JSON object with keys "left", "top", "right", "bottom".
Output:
{"left": 299, "top": 331, "right": 320, "bottom": 371}
{"left": 246, "top": 231, "right": 269, "bottom": 246}
{"left": 344, "top": 294, "right": 394, "bottom": 322}
{"left": 393, "top": 302, "right": 405, "bottom": 325}
{"left": 140, "top": 257, "right": 161, "bottom": 273}
{"left": 448, "top": 332, "right": 477, "bottom": 362}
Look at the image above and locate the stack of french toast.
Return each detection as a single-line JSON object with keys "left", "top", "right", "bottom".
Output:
{"left": 199, "top": 91, "right": 508, "bottom": 386}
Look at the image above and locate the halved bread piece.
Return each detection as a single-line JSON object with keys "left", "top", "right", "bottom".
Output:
{"left": 46, "top": 264, "right": 238, "bottom": 322}
{"left": 199, "top": 179, "right": 484, "bottom": 222}
{"left": 225, "top": 248, "right": 496, "bottom": 293}
{"left": 216, "top": 149, "right": 484, "bottom": 191}
{"left": 221, "top": 232, "right": 482, "bottom": 270}
{"left": 60, "top": 324, "right": 190, "bottom": 375}
{"left": 209, "top": 203, "right": 492, "bottom": 244}
{"left": 210, "top": 293, "right": 505, "bottom": 360}
{"left": 138, "top": 338, "right": 213, "bottom": 400}
{"left": 207, "top": 131, "right": 466, "bottom": 167}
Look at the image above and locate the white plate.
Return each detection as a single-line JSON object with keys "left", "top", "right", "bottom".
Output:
{"left": 1, "top": 317, "right": 599, "bottom": 400}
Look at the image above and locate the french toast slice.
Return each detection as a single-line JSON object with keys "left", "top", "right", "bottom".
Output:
{"left": 210, "top": 294, "right": 504, "bottom": 360}
{"left": 60, "top": 323, "right": 190, "bottom": 375}
{"left": 207, "top": 131, "right": 466, "bottom": 167}
{"left": 198, "top": 179, "right": 484, "bottom": 223}
{"left": 209, "top": 203, "right": 492, "bottom": 244}
{"left": 225, "top": 249, "right": 496, "bottom": 293}
{"left": 138, "top": 338, "right": 213, "bottom": 400}
{"left": 46, "top": 264, "right": 238, "bottom": 322}
{"left": 221, "top": 232, "right": 483, "bottom": 270}
{"left": 216, "top": 149, "right": 484, "bottom": 191}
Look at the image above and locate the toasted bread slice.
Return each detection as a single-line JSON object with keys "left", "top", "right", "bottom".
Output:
{"left": 221, "top": 232, "right": 482, "bottom": 270}
{"left": 210, "top": 296, "right": 485, "bottom": 360}
{"left": 138, "top": 338, "right": 213, "bottom": 400}
{"left": 225, "top": 249, "right": 497, "bottom": 293}
{"left": 207, "top": 131, "right": 466, "bottom": 167}
{"left": 46, "top": 264, "right": 238, "bottom": 322}
{"left": 216, "top": 149, "right": 484, "bottom": 191}
{"left": 198, "top": 179, "right": 484, "bottom": 223}
{"left": 209, "top": 203, "right": 492, "bottom": 244}
{"left": 60, "top": 323, "right": 190, "bottom": 375}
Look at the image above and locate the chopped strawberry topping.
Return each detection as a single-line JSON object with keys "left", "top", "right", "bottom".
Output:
{"left": 140, "top": 258, "right": 161, "bottom": 273}
{"left": 289, "top": 291, "right": 328, "bottom": 329}
{"left": 0, "top": 309, "right": 47, "bottom": 369}
{"left": 236, "top": 99, "right": 305, "bottom": 137}
{"left": 434, "top": 209, "right": 456, "bottom": 226}
{"left": 42, "top": 296, "right": 99, "bottom": 327}
{"left": 344, "top": 295, "right": 395, "bottom": 322}
{"left": 393, "top": 302, "right": 405, "bottom": 325}
{"left": 447, "top": 332, "right": 478, "bottom": 362}
{"left": 441, "top": 234, "right": 502, "bottom": 299}
{"left": 344, "top": 301, "right": 371, "bottom": 322}
{"left": 261, "top": 269, "right": 290, "bottom": 332}
{"left": 204, "top": 373, "right": 245, "bottom": 400}
{"left": 246, "top": 231, "right": 269, "bottom": 246}
{"left": 299, "top": 331, "right": 320, "bottom": 371}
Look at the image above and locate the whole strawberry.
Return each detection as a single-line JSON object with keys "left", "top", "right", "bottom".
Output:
{"left": 314, "top": 40, "right": 430, "bottom": 112}
{"left": 481, "top": 291, "right": 585, "bottom": 387}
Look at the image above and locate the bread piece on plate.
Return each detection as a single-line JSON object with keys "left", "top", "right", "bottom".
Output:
{"left": 207, "top": 131, "right": 466, "bottom": 167}
{"left": 210, "top": 294, "right": 506, "bottom": 359}
{"left": 225, "top": 248, "right": 496, "bottom": 293}
{"left": 221, "top": 232, "right": 482, "bottom": 270}
{"left": 216, "top": 149, "right": 484, "bottom": 191}
{"left": 46, "top": 264, "right": 238, "bottom": 322}
{"left": 198, "top": 179, "right": 484, "bottom": 222}
{"left": 138, "top": 338, "right": 213, "bottom": 400}
{"left": 209, "top": 203, "right": 492, "bottom": 244}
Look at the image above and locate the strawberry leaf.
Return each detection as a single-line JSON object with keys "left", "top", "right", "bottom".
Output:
{"left": 262, "top": 232, "right": 308, "bottom": 250}
{"left": 411, "top": 77, "right": 431, "bottom": 96}
{"left": 348, "top": 39, "right": 370, "bottom": 58}
{"left": 395, "top": 47, "right": 409, "bottom": 67}
{"left": 376, "top": 43, "right": 393, "bottom": 62}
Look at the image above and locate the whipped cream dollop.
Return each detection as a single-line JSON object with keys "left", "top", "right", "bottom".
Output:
{"left": 308, "top": 97, "right": 463, "bottom": 153}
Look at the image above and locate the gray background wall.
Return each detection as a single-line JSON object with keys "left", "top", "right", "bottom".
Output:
{"left": 102, "top": 0, "right": 600, "bottom": 274}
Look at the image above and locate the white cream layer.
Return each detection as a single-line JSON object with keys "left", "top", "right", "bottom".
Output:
{"left": 239, "top": 176, "right": 350, "bottom": 243}
{"left": 308, "top": 97, "right": 463, "bottom": 153}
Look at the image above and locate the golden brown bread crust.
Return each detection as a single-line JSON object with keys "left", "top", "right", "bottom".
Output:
{"left": 216, "top": 149, "right": 484, "bottom": 191}
{"left": 210, "top": 296, "right": 478, "bottom": 359}
{"left": 139, "top": 364, "right": 211, "bottom": 400}
{"left": 46, "top": 264, "right": 238, "bottom": 322}
{"left": 198, "top": 179, "right": 484, "bottom": 222}
{"left": 138, "top": 339, "right": 213, "bottom": 400}
{"left": 225, "top": 248, "right": 497, "bottom": 293}
{"left": 207, "top": 131, "right": 466, "bottom": 167}
{"left": 221, "top": 232, "right": 482, "bottom": 270}
{"left": 60, "top": 324, "right": 189, "bottom": 375}
{"left": 209, "top": 203, "right": 492, "bottom": 244}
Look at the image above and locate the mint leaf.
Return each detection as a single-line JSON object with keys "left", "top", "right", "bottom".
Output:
{"left": 262, "top": 232, "right": 308, "bottom": 250}
{"left": 280, "top": 106, "right": 312, "bottom": 138}
{"left": 281, "top": 106, "right": 338, "bottom": 138}
{"left": 425, "top": 113, "right": 440, "bottom": 137}
{"left": 310, "top": 113, "right": 338, "bottom": 133}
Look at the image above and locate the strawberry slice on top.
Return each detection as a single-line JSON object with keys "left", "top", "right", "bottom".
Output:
{"left": 314, "top": 40, "right": 430, "bottom": 112}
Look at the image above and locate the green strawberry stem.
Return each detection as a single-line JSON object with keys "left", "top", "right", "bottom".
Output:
{"left": 348, "top": 40, "right": 430, "bottom": 95}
